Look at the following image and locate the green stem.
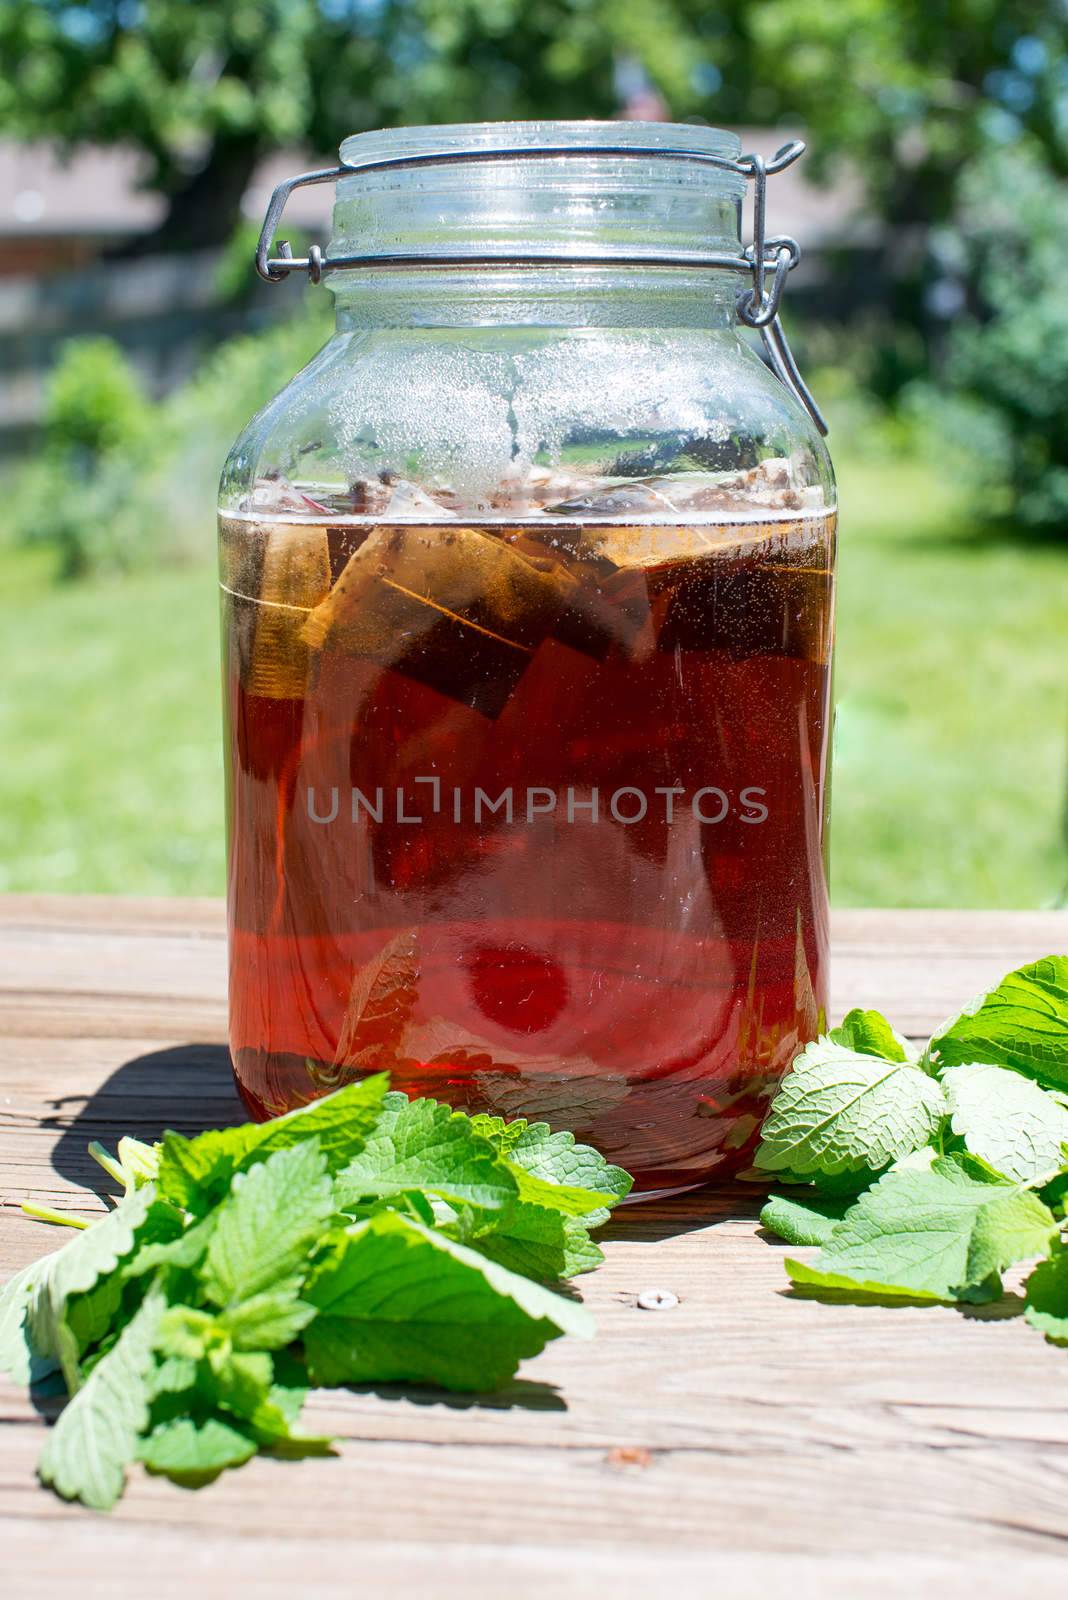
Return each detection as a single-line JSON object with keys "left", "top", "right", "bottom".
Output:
{"left": 88, "top": 1140, "right": 128, "bottom": 1190}
{"left": 21, "top": 1202, "right": 93, "bottom": 1230}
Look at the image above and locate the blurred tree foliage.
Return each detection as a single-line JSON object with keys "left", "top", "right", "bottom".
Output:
{"left": 15, "top": 310, "right": 332, "bottom": 575}
{"left": 4, "top": 0, "right": 1068, "bottom": 527}
{"left": 933, "top": 145, "right": 1068, "bottom": 531}
{"left": 3, "top": 0, "right": 1064, "bottom": 247}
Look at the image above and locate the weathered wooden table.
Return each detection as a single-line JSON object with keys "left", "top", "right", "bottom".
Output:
{"left": 4, "top": 897, "right": 1068, "bottom": 1598}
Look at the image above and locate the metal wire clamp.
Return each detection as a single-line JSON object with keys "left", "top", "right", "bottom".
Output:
{"left": 254, "top": 138, "right": 826, "bottom": 435}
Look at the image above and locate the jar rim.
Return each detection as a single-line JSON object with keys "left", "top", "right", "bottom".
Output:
{"left": 339, "top": 120, "right": 746, "bottom": 196}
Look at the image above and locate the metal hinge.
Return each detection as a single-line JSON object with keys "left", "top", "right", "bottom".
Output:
{"left": 253, "top": 138, "right": 826, "bottom": 435}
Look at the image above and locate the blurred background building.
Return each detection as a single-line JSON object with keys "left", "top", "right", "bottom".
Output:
{"left": 1, "top": 0, "right": 1066, "bottom": 909}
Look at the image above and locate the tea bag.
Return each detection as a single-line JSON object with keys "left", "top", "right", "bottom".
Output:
{"left": 246, "top": 522, "right": 332, "bottom": 698}
{"left": 654, "top": 519, "right": 835, "bottom": 662}
{"left": 535, "top": 520, "right": 766, "bottom": 577}
{"left": 502, "top": 529, "right": 653, "bottom": 657}
{"left": 546, "top": 480, "right": 680, "bottom": 519}
{"left": 303, "top": 523, "right": 572, "bottom": 718}
{"left": 487, "top": 462, "right": 600, "bottom": 514}
{"left": 243, "top": 474, "right": 333, "bottom": 516}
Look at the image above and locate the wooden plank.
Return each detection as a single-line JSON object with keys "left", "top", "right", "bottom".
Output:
{"left": 2, "top": 898, "right": 1068, "bottom": 1596}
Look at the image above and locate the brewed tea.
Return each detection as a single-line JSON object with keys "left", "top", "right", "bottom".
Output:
{"left": 220, "top": 495, "right": 835, "bottom": 1191}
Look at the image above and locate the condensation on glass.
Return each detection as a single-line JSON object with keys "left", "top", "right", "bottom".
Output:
{"left": 218, "top": 123, "right": 837, "bottom": 1194}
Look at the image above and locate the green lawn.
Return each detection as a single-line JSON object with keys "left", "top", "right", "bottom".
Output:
{"left": 833, "top": 456, "right": 1068, "bottom": 907}
{"left": 2, "top": 454, "right": 1066, "bottom": 904}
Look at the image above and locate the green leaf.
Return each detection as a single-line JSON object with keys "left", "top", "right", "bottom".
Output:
{"left": 930, "top": 956, "right": 1068, "bottom": 1088}
{"left": 335, "top": 1094, "right": 518, "bottom": 1212}
{"left": 28, "top": 1185, "right": 164, "bottom": 1390}
{"left": 304, "top": 1211, "right": 593, "bottom": 1391}
{"left": 147, "top": 1354, "right": 199, "bottom": 1398}
{"left": 123, "top": 1209, "right": 219, "bottom": 1278}
{"left": 154, "top": 1304, "right": 221, "bottom": 1363}
{"left": 200, "top": 1140, "right": 333, "bottom": 1309}
{"left": 38, "top": 1289, "right": 163, "bottom": 1510}
{"left": 760, "top": 1192, "right": 854, "bottom": 1247}
{"left": 244, "top": 1074, "right": 389, "bottom": 1172}
{"left": 0, "top": 1261, "right": 59, "bottom": 1385}
{"left": 471, "top": 1203, "right": 605, "bottom": 1280}
{"left": 493, "top": 1120, "right": 632, "bottom": 1218}
{"left": 157, "top": 1125, "right": 260, "bottom": 1211}
{"left": 157, "top": 1077, "right": 390, "bottom": 1212}
{"left": 206, "top": 1349, "right": 297, "bottom": 1440}
{"left": 139, "top": 1416, "right": 257, "bottom": 1484}
{"left": 1024, "top": 1247, "right": 1068, "bottom": 1344}
{"left": 146, "top": 1327, "right": 328, "bottom": 1454}
{"left": 468, "top": 1114, "right": 527, "bottom": 1155}
{"left": 218, "top": 1291, "right": 317, "bottom": 1351}
{"left": 755, "top": 1039, "right": 945, "bottom": 1178}
{"left": 206, "top": 1350, "right": 327, "bottom": 1452}
{"left": 942, "top": 1063, "right": 1068, "bottom": 1183}
{"left": 115, "top": 1136, "right": 161, "bottom": 1188}
{"left": 1038, "top": 1170, "right": 1068, "bottom": 1217}
{"left": 829, "top": 1008, "right": 914, "bottom": 1062}
{"left": 784, "top": 1153, "right": 1057, "bottom": 1303}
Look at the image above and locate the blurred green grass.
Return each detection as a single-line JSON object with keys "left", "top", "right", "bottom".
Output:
{"left": 1, "top": 453, "right": 1066, "bottom": 904}
{"left": 0, "top": 545, "right": 224, "bottom": 894}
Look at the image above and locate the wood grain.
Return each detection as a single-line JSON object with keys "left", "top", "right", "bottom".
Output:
{"left": 3, "top": 897, "right": 1068, "bottom": 1598}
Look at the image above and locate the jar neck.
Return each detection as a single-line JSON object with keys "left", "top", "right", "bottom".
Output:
{"left": 329, "top": 265, "right": 744, "bottom": 332}
{"left": 326, "top": 123, "right": 748, "bottom": 333}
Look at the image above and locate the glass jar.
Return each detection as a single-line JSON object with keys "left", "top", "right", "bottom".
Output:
{"left": 218, "top": 121, "right": 836, "bottom": 1195}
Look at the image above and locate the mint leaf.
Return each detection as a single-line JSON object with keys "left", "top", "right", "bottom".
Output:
{"left": 471, "top": 1203, "right": 605, "bottom": 1280}
{"left": 123, "top": 1209, "right": 219, "bottom": 1279}
{"left": 930, "top": 956, "right": 1068, "bottom": 1087}
{"left": 335, "top": 1094, "right": 517, "bottom": 1212}
{"left": 760, "top": 1192, "right": 854, "bottom": 1247}
{"left": 210, "top": 1352, "right": 331, "bottom": 1454}
{"left": 755, "top": 1040, "right": 945, "bottom": 1178}
{"left": 1039, "top": 1170, "right": 1068, "bottom": 1217}
{"left": 942, "top": 1063, "right": 1068, "bottom": 1183}
{"left": 157, "top": 1126, "right": 261, "bottom": 1211}
{"left": 16, "top": 1086, "right": 629, "bottom": 1508}
{"left": 304, "top": 1211, "right": 593, "bottom": 1391}
{"left": 38, "top": 1290, "right": 163, "bottom": 1510}
{"left": 785, "top": 1153, "right": 1057, "bottom": 1302}
{"left": 28, "top": 1185, "right": 167, "bottom": 1390}
{"left": 154, "top": 1304, "right": 221, "bottom": 1362}
{"left": 139, "top": 1416, "right": 257, "bottom": 1484}
{"left": 490, "top": 1120, "right": 632, "bottom": 1217}
{"left": 147, "top": 1323, "right": 327, "bottom": 1452}
{"left": 468, "top": 1114, "right": 527, "bottom": 1155}
{"left": 205, "top": 1350, "right": 297, "bottom": 1440}
{"left": 201, "top": 1140, "right": 333, "bottom": 1308}
{"left": 0, "top": 1261, "right": 59, "bottom": 1385}
{"left": 157, "top": 1077, "right": 389, "bottom": 1215}
{"left": 115, "top": 1136, "right": 161, "bottom": 1188}
{"left": 1024, "top": 1246, "right": 1068, "bottom": 1344}
{"left": 218, "top": 1293, "right": 317, "bottom": 1351}
{"left": 244, "top": 1074, "right": 389, "bottom": 1171}
{"left": 829, "top": 1008, "right": 915, "bottom": 1063}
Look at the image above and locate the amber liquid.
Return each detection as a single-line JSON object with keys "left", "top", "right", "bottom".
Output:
{"left": 220, "top": 509, "right": 836, "bottom": 1191}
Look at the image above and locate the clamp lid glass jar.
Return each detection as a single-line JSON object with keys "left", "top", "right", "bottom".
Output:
{"left": 219, "top": 121, "right": 836, "bottom": 1195}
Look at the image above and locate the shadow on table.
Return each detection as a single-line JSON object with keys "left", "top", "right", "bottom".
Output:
{"left": 44, "top": 1042, "right": 242, "bottom": 1190}
{"left": 600, "top": 1181, "right": 765, "bottom": 1244}
{"left": 345, "top": 1378, "right": 567, "bottom": 1414}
